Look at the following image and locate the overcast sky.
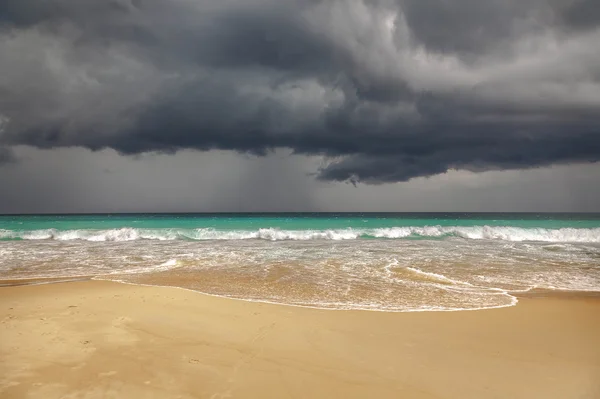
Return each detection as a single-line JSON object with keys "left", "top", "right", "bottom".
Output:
{"left": 0, "top": 0, "right": 599, "bottom": 212}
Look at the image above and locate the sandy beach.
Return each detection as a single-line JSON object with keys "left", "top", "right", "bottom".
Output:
{"left": 1, "top": 280, "right": 599, "bottom": 399}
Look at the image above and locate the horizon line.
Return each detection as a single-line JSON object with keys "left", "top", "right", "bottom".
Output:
{"left": 2, "top": 211, "right": 600, "bottom": 216}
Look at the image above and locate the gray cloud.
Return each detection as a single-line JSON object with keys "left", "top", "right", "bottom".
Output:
{"left": 559, "top": 0, "right": 600, "bottom": 31}
{"left": 0, "top": 0, "right": 599, "bottom": 184}
{"left": 1, "top": 146, "right": 599, "bottom": 213}
{"left": 0, "top": 147, "right": 16, "bottom": 165}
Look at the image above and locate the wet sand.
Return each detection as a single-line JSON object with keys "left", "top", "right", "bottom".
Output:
{"left": 1, "top": 280, "right": 599, "bottom": 399}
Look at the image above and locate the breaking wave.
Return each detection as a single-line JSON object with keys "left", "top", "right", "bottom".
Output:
{"left": 1, "top": 226, "right": 600, "bottom": 243}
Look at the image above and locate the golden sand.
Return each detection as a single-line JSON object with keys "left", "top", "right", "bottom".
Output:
{"left": 1, "top": 280, "right": 599, "bottom": 398}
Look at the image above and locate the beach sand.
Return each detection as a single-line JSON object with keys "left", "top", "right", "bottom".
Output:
{"left": 1, "top": 280, "right": 599, "bottom": 399}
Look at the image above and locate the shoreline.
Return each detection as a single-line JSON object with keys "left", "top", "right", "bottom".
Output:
{"left": 2, "top": 280, "right": 600, "bottom": 398}
{"left": 94, "top": 277, "right": 521, "bottom": 313}
{"left": 0, "top": 276, "right": 93, "bottom": 287}
{"left": 5, "top": 276, "right": 599, "bottom": 313}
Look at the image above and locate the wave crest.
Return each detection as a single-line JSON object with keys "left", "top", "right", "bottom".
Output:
{"left": 1, "top": 226, "right": 599, "bottom": 243}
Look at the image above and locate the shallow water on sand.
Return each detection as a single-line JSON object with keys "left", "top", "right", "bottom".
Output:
{"left": 1, "top": 213, "right": 600, "bottom": 311}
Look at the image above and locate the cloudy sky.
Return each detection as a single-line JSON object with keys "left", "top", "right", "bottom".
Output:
{"left": 0, "top": 0, "right": 599, "bottom": 212}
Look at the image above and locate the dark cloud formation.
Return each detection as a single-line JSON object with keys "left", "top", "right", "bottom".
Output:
{"left": 0, "top": 0, "right": 599, "bottom": 183}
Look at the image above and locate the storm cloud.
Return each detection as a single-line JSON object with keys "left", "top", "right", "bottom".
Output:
{"left": 0, "top": 0, "right": 599, "bottom": 183}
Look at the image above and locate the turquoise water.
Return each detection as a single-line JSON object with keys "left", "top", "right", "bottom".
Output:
{"left": 2, "top": 213, "right": 600, "bottom": 241}
{"left": 1, "top": 213, "right": 599, "bottom": 312}
{"left": 2, "top": 213, "right": 600, "bottom": 230}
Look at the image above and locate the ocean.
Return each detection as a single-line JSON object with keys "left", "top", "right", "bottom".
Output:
{"left": 1, "top": 213, "right": 599, "bottom": 312}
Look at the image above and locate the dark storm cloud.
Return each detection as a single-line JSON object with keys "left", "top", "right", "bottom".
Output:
{"left": 318, "top": 126, "right": 600, "bottom": 183}
{"left": 0, "top": 0, "right": 599, "bottom": 183}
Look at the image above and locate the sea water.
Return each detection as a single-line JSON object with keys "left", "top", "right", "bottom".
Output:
{"left": 1, "top": 213, "right": 599, "bottom": 311}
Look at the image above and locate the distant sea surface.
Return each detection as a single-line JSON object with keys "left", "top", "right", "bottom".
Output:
{"left": 1, "top": 213, "right": 599, "bottom": 311}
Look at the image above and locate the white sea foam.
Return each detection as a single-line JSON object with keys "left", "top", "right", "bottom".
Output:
{"left": 2, "top": 228, "right": 597, "bottom": 312}
{"left": 159, "top": 259, "right": 178, "bottom": 267}
{"left": 1, "top": 226, "right": 600, "bottom": 242}
{"left": 0, "top": 226, "right": 600, "bottom": 243}
{"left": 404, "top": 267, "right": 475, "bottom": 287}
